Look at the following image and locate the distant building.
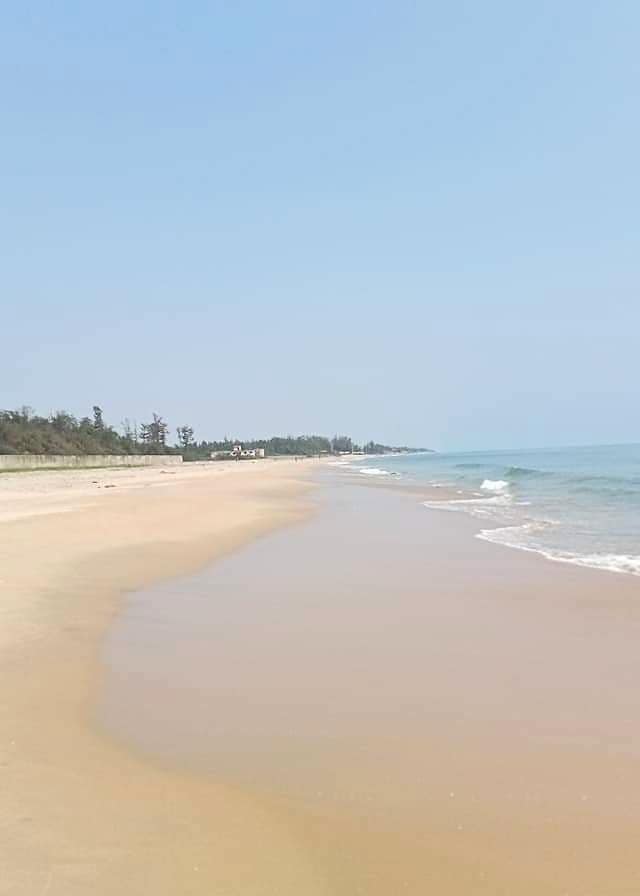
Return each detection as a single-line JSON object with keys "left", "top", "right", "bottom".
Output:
{"left": 210, "top": 443, "right": 265, "bottom": 461}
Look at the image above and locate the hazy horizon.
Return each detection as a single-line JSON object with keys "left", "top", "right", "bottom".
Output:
{"left": 5, "top": 400, "right": 640, "bottom": 456}
{"left": 3, "top": 3, "right": 638, "bottom": 451}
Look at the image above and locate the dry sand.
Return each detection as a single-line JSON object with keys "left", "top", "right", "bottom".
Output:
{"left": 0, "top": 459, "right": 332, "bottom": 895}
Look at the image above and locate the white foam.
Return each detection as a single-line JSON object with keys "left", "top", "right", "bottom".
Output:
{"left": 476, "top": 521, "right": 550, "bottom": 545}
{"left": 422, "top": 494, "right": 511, "bottom": 509}
{"left": 359, "top": 467, "right": 392, "bottom": 476}
{"left": 477, "top": 527, "right": 640, "bottom": 577}
{"left": 480, "top": 479, "right": 510, "bottom": 493}
{"left": 555, "top": 553, "right": 640, "bottom": 576}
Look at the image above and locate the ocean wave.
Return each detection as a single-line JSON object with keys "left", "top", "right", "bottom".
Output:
{"left": 359, "top": 467, "right": 394, "bottom": 477}
{"left": 480, "top": 479, "right": 509, "bottom": 493}
{"left": 423, "top": 494, "right": 511, "bottom": 510}
{"left": 476, "top": 520, "right": 553, "bottom": 544}
{"left": 476, "top": 527, "right": 640, "bottom": 576}
{"left": 412, "top": 446, "right": 640, "bottom": 578}
{"left": 568, "top": 473, "right": 640, "bottom": 488}
{"left": 505, "top": 465, "right": 548, "bottom": 478}
{"left": 571, "top": 483, "right": 640, "bottom": 498}
{"left": 554, "top": 553, "right": 640, "bottom": 576}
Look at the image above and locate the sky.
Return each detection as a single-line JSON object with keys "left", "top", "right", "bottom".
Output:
{"left": 2, "top": 1, "right": 639, "bottom": 451}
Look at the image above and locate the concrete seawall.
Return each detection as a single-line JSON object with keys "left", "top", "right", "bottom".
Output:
{"left": 0, "top": 454, "right": 183, "bottom": 471}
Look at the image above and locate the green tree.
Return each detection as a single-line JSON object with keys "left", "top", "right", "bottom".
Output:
{"left": 139, "top": 413, "right": 169, "bottom": 452}
{"left": 331, "top": 435, "right": 353, "bottom": 454}
{"left": 176, "top": 425, "right": 195, "bottom": 451}
{"left": 138, "top": 423, "right": 151, "bottom": 447}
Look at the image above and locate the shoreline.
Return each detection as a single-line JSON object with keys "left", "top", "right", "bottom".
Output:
{"left": 4, "top": 460, "right": 640, "bottom": 893}
{"left": 0, "top": 459, "right": 332, "bottom": 895}
{"left": 99, "top": 473, "right": 640, "bottom": 894}
{"left": 341, "top": 460, "right": 640, "bottom": 578}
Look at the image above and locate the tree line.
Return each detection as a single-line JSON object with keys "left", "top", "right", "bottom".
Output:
{"left": 0, "top": 406, "right": 428, "bottom": 459}
{"left": 0, "top": 406, "right": 173, "bottom": 456}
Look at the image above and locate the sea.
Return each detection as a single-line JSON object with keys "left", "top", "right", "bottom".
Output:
{"left": 342, "top": 444, "right": 640, "bottom": 576}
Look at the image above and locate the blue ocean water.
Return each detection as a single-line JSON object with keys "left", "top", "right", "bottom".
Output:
{"left": 351, "top": 445, "right": 640, "bottom": 576}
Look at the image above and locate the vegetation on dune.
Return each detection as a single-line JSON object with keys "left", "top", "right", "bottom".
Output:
{"left": 0, "top": 406, "right": 430, "bottom": 459}
{"left": 0, "top": 406, "right": 173, "bottom": 456}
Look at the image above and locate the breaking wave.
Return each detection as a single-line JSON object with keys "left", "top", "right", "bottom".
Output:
{"left": 477, "top": 524, "right": 640, "bottom": 577}
{"left": 480, "top": 479, "right": 509, "bottom": 493}
{"left": 359, "top": 445, "right": 640, "bottom": 577}
{"left": 505, "top": 466, "right": 546, "bottom": 478}
{"left": 359, "top": 467, "right": 395, "bottom": 477}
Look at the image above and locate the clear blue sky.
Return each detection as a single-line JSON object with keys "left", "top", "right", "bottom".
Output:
{"left": 3, "top": 2, "right": 638, "bottom": 450}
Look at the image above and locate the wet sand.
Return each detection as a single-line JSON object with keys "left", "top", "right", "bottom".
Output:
{"left": 0, "top": 459, "right": 332, "bottom": 895}
{"left": 100, "top": 476, "right": 640, "bottom": 894}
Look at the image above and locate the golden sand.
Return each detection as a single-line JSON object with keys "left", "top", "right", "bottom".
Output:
{"left": 0, "top": 460, "right": 332, "bottom": 895}
{"left": 99, "top": 480, "right": 640, "bottom": 895}
{"left": 3, "top": 464, "right": 640, "bottom": 894}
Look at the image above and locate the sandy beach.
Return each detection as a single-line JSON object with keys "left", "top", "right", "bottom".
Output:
{"left": 4, "top": 462, "right": 640, "bottom": 894}
{"left": 5, "top": 1, "right": 638, "bottom": 891}
{"left": 100, "top": 474, "right": 640, "bottom": 895}
{"left": 0, "top": 459, "right": 330, "bottom": 895}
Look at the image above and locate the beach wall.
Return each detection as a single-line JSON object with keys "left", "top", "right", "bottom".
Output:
{"left": 0, "top": 454, "right": 183, "bottom": 471}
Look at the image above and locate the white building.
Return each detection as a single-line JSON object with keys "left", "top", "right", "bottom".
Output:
{"left": 211, "top": 444, "right": 265, "bottom": 460}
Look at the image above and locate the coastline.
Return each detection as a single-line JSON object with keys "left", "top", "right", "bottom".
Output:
{"left": 0, "top": 459, "right": 332, "bottom": 895}
{"left": 99, "top": 473, "right": 640, "bottom": 895}
{"left": 341, "top": 447, "right": 640, "bottom": 578}
{"left": 5, "top": 459, "right": 640, "bottom": 893}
